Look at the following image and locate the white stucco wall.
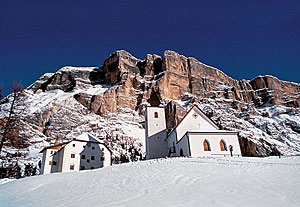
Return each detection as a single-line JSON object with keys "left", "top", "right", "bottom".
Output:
{"left": 41, "top": 148, "right": 61, "bottom": 175}
{"left": 188, "top": 132, "right": 241, "bottom": 157}
{"left": 145, "top": 107, "right": 166, "bottom": 137}
{"left": 167, "top": 131, "right": 177, "bottom": 156}
{"left": 57, "top": 148, "right": 64, "bottom": 172}
{"left": 175, "top": 107, "right": 219, "bottom": 142}
{"left": 176, "top": 135, "right": 191, "bottom": 157}
{"left": 61, "top": 140, "right": 111, "bottom": 173}
{"left": 145, "top": 107, "right": 168, "bottom": 159}
{"left": 41, "top": 140, "right": 111, "bottom": 174}
{"left": 41, "top": 151, "right": 48, "bottom": 174}
{"left": 101, "top": 144, "right": 112, "bottom": 167}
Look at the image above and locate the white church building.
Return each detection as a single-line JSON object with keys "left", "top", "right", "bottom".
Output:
{"left": 40, "top": 133, "right": 112, "bottom": 174}
{"left": 145, "top": 105, "right": 242, "bottom": 159}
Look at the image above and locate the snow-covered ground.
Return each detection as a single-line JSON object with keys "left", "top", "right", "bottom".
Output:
{"left": 1, "top": 156, "right": 300, "bottom": 207}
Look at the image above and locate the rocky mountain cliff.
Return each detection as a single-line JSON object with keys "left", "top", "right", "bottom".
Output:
{"left": 1, "top": 50, "right": 300, "bottom": 170}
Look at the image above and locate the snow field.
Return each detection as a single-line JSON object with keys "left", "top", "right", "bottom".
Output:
{"left": 1, "top": 156, "right": 300, "bottom": 207}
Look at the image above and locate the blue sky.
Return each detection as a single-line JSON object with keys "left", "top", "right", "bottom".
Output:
{"left": 1, "top": 0, "right": 299, "bottom": 95}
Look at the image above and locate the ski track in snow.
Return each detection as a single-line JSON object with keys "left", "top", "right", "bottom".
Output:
{"left": 1, "top": 156, "right": 300, "bottom": 207}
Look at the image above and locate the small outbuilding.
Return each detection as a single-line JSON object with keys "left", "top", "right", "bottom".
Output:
{"left": 40, "top": 133, "right": 111, "bottom": 174}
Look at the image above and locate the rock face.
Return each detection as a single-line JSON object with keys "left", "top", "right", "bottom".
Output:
{"left": 83, "top": 50, "right": 300, "bottom": 118}
{"left": 250, "top": 76, "right": 300, "bottom": 107}
{"left": 1, "top": 50, "right": 300, "bottom": 167}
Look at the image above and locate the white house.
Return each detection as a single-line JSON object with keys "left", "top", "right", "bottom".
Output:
{"left": 145, "top": 105, "right": 242, "bottom": 159}
{"left": 40, "top": 133, "right": 112, "bottom": 174}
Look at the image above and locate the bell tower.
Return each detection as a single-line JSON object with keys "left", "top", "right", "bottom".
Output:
{"left": 145, "top": 107, "right": 168, "bottom": 159}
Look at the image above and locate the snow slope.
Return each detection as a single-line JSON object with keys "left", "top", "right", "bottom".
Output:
{"left": 1, "top": 156, "right": 300, "bottom": 207}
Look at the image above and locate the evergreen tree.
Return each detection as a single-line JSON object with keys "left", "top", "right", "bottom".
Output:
{"left": 24, "top": 163, "right": 37, "bottom": 177}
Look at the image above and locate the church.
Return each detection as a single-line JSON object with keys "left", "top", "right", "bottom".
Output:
{"left": 145, "top": 105, "right": 242, "bottom": 159}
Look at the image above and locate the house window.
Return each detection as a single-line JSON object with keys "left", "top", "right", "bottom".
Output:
{"left": 80, "top": 166, "right": 85, "bottom": 170}
{"left": 49, "top": 161, "right": 52, "bottom": 165}
{"left": 81, "top": 155, "right": 85, "bottom": 159}
{"left": 70, "top": 164, "right": 74, "bottom": 170}
{"left": 91, "top": 156, "right": 95, "bottom": 160}
{"left": 220, "top": 140, "right": 227, "bottom": 151}
{"left": 203, "top": 140, "right": 211, "bottom": 151}
{"left": 87, "top": 159, "right": 90, "bottom": 163}
{"left": 87, "top": 142, "right": 91, "bottom": 147}
{"left": 91, "top": 167, "right": 95, "bottom": 170}
{"left": 71, "top": 154, "right": 75, "bottom": 158}
{"left": 101, "top": 156, "right": 105, "bottom": 161}
{"left": 73, "top": 144, "right": 75, "bottom": 147}
{"left": 52, "top": 161, "right": 57, "bottom": 166}
{"left": 92, "top": 146, "right": 95, "bottom": 150}
{"left": 154, "top": 112, "right": 158, "bottom": 118}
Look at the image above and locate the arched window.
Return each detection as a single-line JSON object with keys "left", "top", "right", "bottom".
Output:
{"left": 180, "top": 148, "right": 184, "bottom": 156}
{"left": 203, "top": 140, "right": 211, "bottom": 151}
{"left": 220, "top": 140, "right": 227, "bottom": 151}
{"left": 154, "top": 112, "right": 158, "bottom": 118}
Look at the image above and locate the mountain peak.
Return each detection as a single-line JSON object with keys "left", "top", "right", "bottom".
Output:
{"left": 1, "top": 50, "right": 299, "bottom": 176}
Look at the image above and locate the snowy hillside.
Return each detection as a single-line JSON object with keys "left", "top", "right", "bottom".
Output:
{"left": 0, "top": 50, "right": 299, "bottom": 177}
{"left": 1, "top": 156, "right": 300, "bottom": 207}
{"left": 0, "top": 66, "right": 145, "bottom": 171}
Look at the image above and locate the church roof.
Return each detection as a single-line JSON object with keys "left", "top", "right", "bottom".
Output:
{"left": 185, "top": 130, "right": 238, "bottom": 135}
{"left": 166, "top": 104, "right": 220, "bottom": 140}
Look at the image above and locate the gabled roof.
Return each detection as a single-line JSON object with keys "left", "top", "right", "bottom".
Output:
{"left": 74, "top": 133, "right": 102, "bottom": 143}
{"left": 166, "top": 104, "right": 220, "bottom": 140}
{"left": 185, "top": 130, "right": 238, "bottom": 135}
{"left": 39, "top": 142, "right": 70, "bottom": 153}
{"left": 73, "top": 133, "right": 112, "bottom": 154}
{"left": 39, "top": 133, "right": 112, "bottom": 154}
{"left": 192, "top": 105, "right": 220, "bottom": 129}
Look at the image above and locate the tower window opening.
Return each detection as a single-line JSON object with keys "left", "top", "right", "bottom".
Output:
{"left": 154, "top": 112, "right": 158, "bottom": 118}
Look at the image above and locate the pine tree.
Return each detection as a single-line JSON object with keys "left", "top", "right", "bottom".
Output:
{"left": 24, "top": 163, "right": 37, "bottom": 177}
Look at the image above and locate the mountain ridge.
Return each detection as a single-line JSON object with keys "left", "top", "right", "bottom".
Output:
{"left": 0, "top": 50, "right": 299, "bottom": 174}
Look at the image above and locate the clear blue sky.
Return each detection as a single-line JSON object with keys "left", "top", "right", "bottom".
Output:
{"left": 1, "top": 0, "right": 299, "bottom": 95}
